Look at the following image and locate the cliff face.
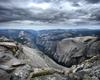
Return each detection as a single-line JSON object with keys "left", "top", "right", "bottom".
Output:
{"left": 0, "top": 29, "right": 100, "bottom": 80}
{"left": 36, "top": 30, "right": 100, "bottom": 67}
{"left": 54, "top": 36, "right": 100, "bottom": 67}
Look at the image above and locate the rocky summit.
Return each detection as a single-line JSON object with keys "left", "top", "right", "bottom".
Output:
{"left": 0, "top": 29, "right": 100, "bottom": 80}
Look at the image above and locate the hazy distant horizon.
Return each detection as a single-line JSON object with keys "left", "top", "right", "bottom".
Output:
{"left": 0, "top": 22, "right": 100, "bottom": 30}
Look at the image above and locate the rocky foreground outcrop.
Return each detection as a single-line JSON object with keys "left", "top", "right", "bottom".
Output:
{"left": 0, "top": 39, "right": 47, "bottom": 80}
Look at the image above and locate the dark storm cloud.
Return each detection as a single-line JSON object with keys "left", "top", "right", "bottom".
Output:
{"left": 0, "top": 0, "right": 100, "bottom": 25}
{"left": 0, "top": 7, "right": 32, "bottom": 22}
{"left": 85, "top": 0, "right": 100, "bottom": 3}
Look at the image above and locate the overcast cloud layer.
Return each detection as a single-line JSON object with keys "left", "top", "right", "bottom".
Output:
{"left": 0, "top": 0, "right": 100, "bottom": 25}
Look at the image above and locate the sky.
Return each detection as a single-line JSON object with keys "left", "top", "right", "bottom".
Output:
{"left": 0, "top": 0, "right": 100, "bottom": 29}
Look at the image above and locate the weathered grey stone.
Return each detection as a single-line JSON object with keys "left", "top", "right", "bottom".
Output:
{"left": 11, "top": 65, "right": 32, "bottom": 80}
{"left": 0, "top": 69, "right": 11, "bottom": 80}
